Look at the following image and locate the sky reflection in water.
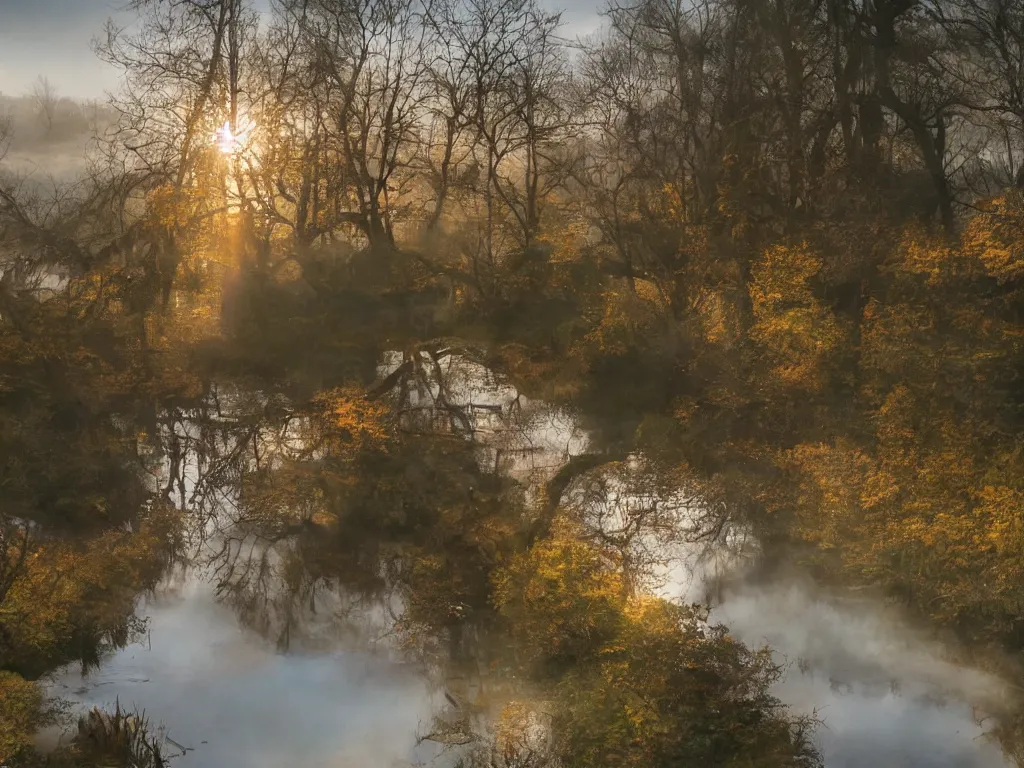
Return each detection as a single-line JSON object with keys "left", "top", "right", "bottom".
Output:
{"left": 42, "top": 361, "right": 1015, "bottom": 767}
{"left": 47, "top": 578, "right": 437, "bottom": 768}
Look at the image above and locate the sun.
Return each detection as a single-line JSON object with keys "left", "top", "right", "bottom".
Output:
{"left": 214, "top": 119, "right": 254, "bottom": 155}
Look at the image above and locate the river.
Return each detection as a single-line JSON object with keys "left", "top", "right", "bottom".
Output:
{"left": 41, "top": 353, "right": 1013, "bottom": 767}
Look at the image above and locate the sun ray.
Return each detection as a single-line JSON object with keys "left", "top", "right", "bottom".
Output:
{"left": 213, "top": 119, "right": 255, "bottom": 156}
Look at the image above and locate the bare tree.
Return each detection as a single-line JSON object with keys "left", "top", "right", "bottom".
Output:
{"left": 31, "top": 75, "right": 58, "bottom": 135}
{"left": 419, "top": 0, "right": 574, "bottom": 290}
{"left": 0, "top": 108, "right": 11, "bottom": 162}
{"left": 282, "top": 0, "right": 435, "bottom": 248}
{"left": 94, "top": 0, "right": 259, "bottom": 308}
{"left": 940, "top": 0, "right": 1024, "bottom": 188}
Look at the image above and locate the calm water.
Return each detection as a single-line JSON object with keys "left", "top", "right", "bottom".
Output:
{"left": 45, "top": 578, "right": 439, "bottom": 767}
{"left": 42, "top": 357, "right": 1012, "bottom": 767}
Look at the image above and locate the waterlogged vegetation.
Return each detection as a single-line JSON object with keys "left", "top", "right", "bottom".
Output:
{"left": 4, "top": 0, "right": 1024, "bottom": 764}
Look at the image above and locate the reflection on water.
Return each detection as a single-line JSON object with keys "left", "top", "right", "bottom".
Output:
{"left": 44, "top": 569, "right": 1008, "bottom": 767}
{"left": 657, "top": 512, "right": 1009, "bottom": 766}
{"left": 711, "top": 583, "right": 1008, "bottom": 767}
{"left": 45, "top": 577, "right": 438, "bottom": 768}
{"left": 38, "top": 356, "right": 1016, "bottom": 767}
{"left": 444, "top": 356, "right": 1011, "bottom": 767}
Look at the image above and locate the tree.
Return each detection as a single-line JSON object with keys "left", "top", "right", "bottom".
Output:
{"left": 0, "top": 671, "right": 46, "bottom": 762}
{"left": 556, "top": 598, "right": 820, "bottom": 768}
{"left": 30, "top": 76, "right": 57, "bottom": 135}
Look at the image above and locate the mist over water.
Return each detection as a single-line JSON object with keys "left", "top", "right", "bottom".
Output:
{"left": 37, "top": 358, "right": 1012, "bottom": 767}
{"left": 713, "top": 583, "right": 1008, "bottom": 767}
{"left": 654, "top": 556, "right": 1007, "bottom": 768}
{"left": 7, "top": 0, "right": 1024, "bottom": 762}
{"left": 438, "top": 358, "right": 1014, "bottom": 766}
{"left": 655, "top": 535, "right": 1010, "bottom": 766}
{"left": 45, "top": 577, "right": 439, "bottom": 768}
{"left": 45, "top": 565, "right": 1011, "bottom": 767}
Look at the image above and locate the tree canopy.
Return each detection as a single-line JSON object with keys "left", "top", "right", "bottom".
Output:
{"left": 5, "top": 0, "right": 1024, "bottom": 763}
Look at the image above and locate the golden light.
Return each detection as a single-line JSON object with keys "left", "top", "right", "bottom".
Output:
{"left": 214, "top": 119, "right": 255, "bottom": 156}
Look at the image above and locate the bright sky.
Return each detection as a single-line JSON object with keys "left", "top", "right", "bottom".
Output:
{"left": 0, "top": 0, "right": 129, "bottom": 98}
{"left": 0, "top": 0, "right": 605, "bottom": 101}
